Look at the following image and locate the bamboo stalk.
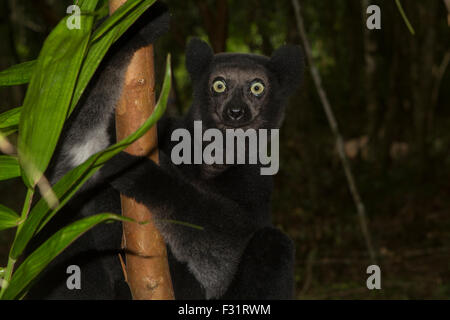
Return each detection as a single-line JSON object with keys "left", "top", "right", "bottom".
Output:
{"left": 109, "top": 0, "right": 174, "bottom": 300}
{"left": 445, "top": 0, "right": 450, "bottom": 26}
{"left": 291, "top": 0, "right": 377, "bottom": 265}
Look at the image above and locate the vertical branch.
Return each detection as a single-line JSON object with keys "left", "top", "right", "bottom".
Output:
{"left": 291, "top": 0, "right": 377, "bottom": 265}
{"left": 195, "top": 0, "right": 228, "bottom": 52}
{"left": 361, "top": 0, "right": 379, "bottom": 157}
{"left": 430, "top": 50, "right": 450, "bottom": 130}
{"left": 445, "top": 0, "right": 450, "bottom": 26}
{"left": 109, "top": 0, "right": 174, "bottom": 300}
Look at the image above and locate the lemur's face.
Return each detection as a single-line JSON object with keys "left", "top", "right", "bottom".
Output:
{"left": 208, "top": 66, "right": 270, "bottom": 129}
{"left": 186, "top": 38, "right": 304, "bottom": 130}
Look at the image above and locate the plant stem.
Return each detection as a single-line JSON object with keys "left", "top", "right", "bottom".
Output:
{"left": 15, "top": 188, "right": 34, "bottom": 235}
{"left": 0, "top": 257, "right": 16, "bottom": 298}
{"left": 395, "top": 0, "right": 415, "bottom": 35}
{"left": 0, "top": 188, "right": 34, "bottom": 299}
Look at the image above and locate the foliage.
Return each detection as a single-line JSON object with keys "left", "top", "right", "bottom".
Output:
{"left": 0, "top": 0, "right": 171, "bottom": 299}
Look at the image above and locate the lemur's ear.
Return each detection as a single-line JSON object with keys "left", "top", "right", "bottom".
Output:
{"left": 267, "top": 45, "right": 304, "bottom": 95}
{"left": 186, "top": 38, "right": 214, "bottom": 82}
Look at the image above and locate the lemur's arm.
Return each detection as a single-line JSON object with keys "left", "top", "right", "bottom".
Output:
{"left": 48, "top": 3, "right": 169, "bottom": 183}
{"left": 100, "top": 151, "right": 272, "bottom": 299}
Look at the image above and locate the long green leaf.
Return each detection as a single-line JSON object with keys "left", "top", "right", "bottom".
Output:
{"left": 0, "top": 107, "right": 21, "bottom": 136}
{"left": 0, "top": 204, "right": 20, "bottom": 231}
{"left": 0, "top": 107, "right": 22, "bottom": 129}
{"left": 91, "top": 0, "right": 146, "bottom": 42}
{"left": 69, "top": 0, "right": 157, "bottom": 115}
{"left": 2, "top": 213, "right": 132, "bottom": 300}
{"left": 1, "top": 1, "right": 158, "bottom": 152}
{"left": 17, "top": 1, "right": 98, "bottom": 188}
{"left": 0, "top": 61, "right": 36, "bottom": 87}
{"left": 0, "top": 155, "right": 20, "bottom": 181}
{"left": 0, "top": 0, "right": 154, "bottom": 90}
{"left": 10, "top": 55, "right": 171, "bottom": 259}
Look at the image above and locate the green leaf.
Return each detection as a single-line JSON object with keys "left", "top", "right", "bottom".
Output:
{"left": 0, "top": 107, "right": 22, "bottom": 136}
{"left": 0, "top": 61, "right": 36, "bottom": 87}
{"left": 0, "top": 155, "right": 20, "bottom": 181}
{"left": 395, "top": 0, "right": 415, "bottom": 35}
{"left": 0, "top": 107, "right": 22, "bottom": 129}
{"left": 91, "top": 0, "right": 147, "bottom": 42}
{"left": 1, "top": 213, "right": 132, "bottom": 300}
{"left": 0, "top": 127, "right": 17, "bottom": 137}
{"left": 10, "top": 55, "right": 171, "bottom": 259}
{"left": 17, "top": 2, "right": 98, "bottom": 188}
{"left": 0, "top": 204, "right": 20, "bottom": 231}
{"left": 69, "top": 0, "right": 157, "bottom": 115}
{"left": 0, "top": 107, "right": 21, "bottom": 136}
{"left": 160, "top": 219, "right": 204, "bottom": 231}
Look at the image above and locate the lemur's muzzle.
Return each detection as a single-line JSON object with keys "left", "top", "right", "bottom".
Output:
{"left": 222, "top": 94, "right": 252, "bottom": 126}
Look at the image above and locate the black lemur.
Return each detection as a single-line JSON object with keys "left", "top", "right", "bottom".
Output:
{"left": 27, "top": 2, "right": 304, "bottom": 300}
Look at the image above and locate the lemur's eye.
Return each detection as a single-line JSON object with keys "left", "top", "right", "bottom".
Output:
{"left": 212, "top": 79, "right": 227, "bottom": 93}
{"left": 250, "top": 81, "right": 265, "bottom": 96}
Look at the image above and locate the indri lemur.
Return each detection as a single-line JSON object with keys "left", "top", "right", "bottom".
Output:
{"left": 27, "top": 2, "right": 304, "bottom": 299}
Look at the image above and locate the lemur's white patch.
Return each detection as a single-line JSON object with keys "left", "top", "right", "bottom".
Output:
{"left": 68, "top": 125, "right": 109, "bottom": 167}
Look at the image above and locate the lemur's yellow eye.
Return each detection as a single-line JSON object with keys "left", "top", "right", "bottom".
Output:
{"left": 250, "top": 81, "right": 265, "bottom": 96}
{"left": 212, "top": 79, "right": 227, "bottom": 93}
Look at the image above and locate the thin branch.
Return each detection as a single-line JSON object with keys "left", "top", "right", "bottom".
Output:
{"left": 430, "top": 50, "right": 450, "bottom": 130}
{"left": 291, "top": 0, "right": 377, "bottom": 265}
{"left": 300, "top": 247, "right": 317, "bottom": 296}
{"left": 395, "top": 0, "right": 415, "bottom": 35}
{"left": 431, "top": 50, "right": 450, "bottom": 108}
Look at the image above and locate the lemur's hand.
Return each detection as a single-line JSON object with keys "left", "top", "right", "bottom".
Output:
{"left": 99, "top": 151, "right": 170, "bottom": 213}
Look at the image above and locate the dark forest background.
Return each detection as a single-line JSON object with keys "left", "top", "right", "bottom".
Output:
{"left": 0, "top": 0, "right": 449, "bottom": 299}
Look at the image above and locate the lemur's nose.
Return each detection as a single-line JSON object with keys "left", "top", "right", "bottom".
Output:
{"left": 227, "top": 106, "right": 244, "bottom": 120}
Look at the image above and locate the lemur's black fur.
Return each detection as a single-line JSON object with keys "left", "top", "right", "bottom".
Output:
{"left": 27, "top": 1, "right": 304, "bottom": 300}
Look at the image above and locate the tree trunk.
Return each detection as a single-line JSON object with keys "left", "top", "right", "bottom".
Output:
{"left": 109, "top": 0, "right": 174, "bottom": 300}
{"left": 195, "top": 0, "right": 228, "bottom": 52}
{"left": 361, "top": 0, "right": 380, "bottom": 160}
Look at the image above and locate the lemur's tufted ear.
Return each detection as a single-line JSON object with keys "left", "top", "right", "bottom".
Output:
{"left": 186, "top": 38, "right": 214, "bottom": 83}
{"left": 267, "top": 45, "right": 304, "bottom": 96}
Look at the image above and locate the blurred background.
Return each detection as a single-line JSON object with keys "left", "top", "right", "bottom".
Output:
{"left": 0, "top": 0, "right": 449, "bottom": 299}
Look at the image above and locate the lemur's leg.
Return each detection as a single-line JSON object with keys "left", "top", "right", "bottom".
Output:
{"left": 48, "top": 3, "right": 169, "bottom": 183}
{"left": 223, "top": 227, "right": 295, "bottom": 299}
{"left": 100, "top": 151, "right": 270, "bottom": 299}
